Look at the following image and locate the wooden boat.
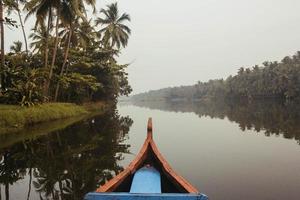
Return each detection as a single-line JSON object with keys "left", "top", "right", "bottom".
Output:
{"left": 85, "top": 118, "right": 208, "bottom": 200}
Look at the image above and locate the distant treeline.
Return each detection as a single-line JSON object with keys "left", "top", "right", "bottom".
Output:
{"left": 132, "top": 52, "right": 300, "bottom": 101}
{"left": 132, "top": 99, "right": 300, "bottom": 144}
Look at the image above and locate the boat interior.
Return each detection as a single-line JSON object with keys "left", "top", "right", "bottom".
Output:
{"left": 96, "top": 118, "right": 199, "bottom": 195}
{"left": 112, "top": 147, "right": 189, "bottom": 193}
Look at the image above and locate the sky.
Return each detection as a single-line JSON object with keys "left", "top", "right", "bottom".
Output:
{"left": 5, "top": 0, "right": 300, "bottom": 94}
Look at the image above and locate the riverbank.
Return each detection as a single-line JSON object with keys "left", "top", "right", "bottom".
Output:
{"left": 0, "top": 102, "right": 106, "bottom": 134}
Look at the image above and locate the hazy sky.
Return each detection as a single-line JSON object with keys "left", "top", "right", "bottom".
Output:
{"left": 5, "top": 0, "right": 300, "bottom": 94}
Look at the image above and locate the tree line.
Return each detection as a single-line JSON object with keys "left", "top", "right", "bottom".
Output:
{"left": 132, "top": 52, "right": 300, "bottom": 102}
{"left": 0, "top": 0, "right": 132, "bottom": 106}
{"left": 132, "top": 99, "right": 300, "bottom": 145}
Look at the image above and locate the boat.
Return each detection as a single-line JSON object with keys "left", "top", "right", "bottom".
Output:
{"left": 85, "top": 118, "right": 208, "bottom": 200}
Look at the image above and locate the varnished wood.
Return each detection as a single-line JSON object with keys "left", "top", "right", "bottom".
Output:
{"left": 96, "top": 118, "right": 200, "bottom": 194}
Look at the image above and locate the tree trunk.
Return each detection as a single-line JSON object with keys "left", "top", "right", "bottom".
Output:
{"left": 26, "top": 168, "right": 32, "bottom": 200}
{"left": 51, "top": 190, "right": 55, "bottom": 200}
{"left": 43, "top": 8, "right": 52, "bottom": 97}
{"left": 0, "top": 0, "right": 4, "bottom": 91}
{"left": 0, "top": 185, "right": 2, "bottom": 200}
{"left": 54, "top": 27, "right": 72, "bottom": 102}
{"left": 16, "top": 2, "right": 28, "bottom": 52}
{"left": 44, "top": 8, "right": 52, "bottom": 69}
{"left": 4, "top": 184, "right": 8, "bottom": 200}
{"left": 46, "top": 11, "right": 60, "bottom": 98}
{"left": 58, "top": 180, "right": 64, "bottom": 200}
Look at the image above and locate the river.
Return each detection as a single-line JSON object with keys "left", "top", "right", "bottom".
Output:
{"left": 0, "top": 100, "right": 300, "bottom": 200}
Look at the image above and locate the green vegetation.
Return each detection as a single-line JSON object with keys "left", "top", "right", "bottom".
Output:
{"left": 133, "top": 99, "right": 300, "bottom": 145}
{"left": 0, "top": 1, "right": 132, "bottom": 131}
{"left": 0, "top": 1, "right": 132, "bottom": 106}
{"left": 0, "top": 102, "right": 107, "bottom": 134}
{"left": 133, "top": 52, "right": 300, "bottom": 102}
{"left": 0, "top": 113, "right": 94, "bottom": 149}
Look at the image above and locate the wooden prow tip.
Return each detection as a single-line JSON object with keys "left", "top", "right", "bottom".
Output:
{"left": 147, "top": 117, "right": 153, "bottom": 138}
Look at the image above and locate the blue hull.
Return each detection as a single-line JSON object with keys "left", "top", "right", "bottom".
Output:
{"left": 85, "top": 193, "right": 209, "bottom": 200}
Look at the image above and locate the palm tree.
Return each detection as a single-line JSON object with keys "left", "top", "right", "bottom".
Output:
{"left": 54, "top": 0, "right": 96, "bottom": 101}
{"left": 76, "top": 0, "right": 96, "bottom": 16}
{"left": 54, "top": 0, "right": 75, "bottom": 101}
{"left": 47, "top": 0, "right": 96, "bottom": 98}
{"left": 10, "top": 41, "right": 23, "bottom": 53}
{"left": 46, "top": 2, "right": 62, "bottom": 97}
{"left": 25, "top": 0, "right": 61, "bottom": 69}
{"left": 95, "top": 3, "right": 131, "bottom": 49}
{"left": 16, "top": 0, "right": 28, "bottom": 52}
{"left": 59, "top": 18, "right": 95, "bottom": 50}
{"left": 0, "top": 0, "right": 4, "bottom": 91}
{"left": 29, "top": 25, "right": 48, "bottom": 53}
{"left": 6, "top": 0, "right": 28, "bottom": 52}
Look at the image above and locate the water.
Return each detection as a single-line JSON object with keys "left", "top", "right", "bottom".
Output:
{"left": 118, "top": 100, "right": 300, "bottom": 200}
{"left": 0, "top": 110, "right": 133, "bottom": 200}
{"left": 1, "top": 100, "right": 300, "bottom": 199}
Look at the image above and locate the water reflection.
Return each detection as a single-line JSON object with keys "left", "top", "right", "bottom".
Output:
{"left": 0, "top": 110, "right": 133, "bottom": 200}
{"left": 132, "top": 100, "right": 300, "bottom": 144}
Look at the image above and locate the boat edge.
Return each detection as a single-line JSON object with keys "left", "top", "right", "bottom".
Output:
{"left": 96, "top": 118, "right": 201, "bottom": 194}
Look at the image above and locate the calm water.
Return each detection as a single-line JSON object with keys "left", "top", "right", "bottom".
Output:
{"left": 1, "top": 100, "right": 300, "bottom": 199}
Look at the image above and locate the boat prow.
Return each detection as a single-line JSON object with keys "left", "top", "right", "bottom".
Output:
{"left": 85, "top": 118, "right": 208, "bottom": 200}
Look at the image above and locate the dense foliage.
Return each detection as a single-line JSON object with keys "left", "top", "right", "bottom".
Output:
{"left": 0, "top": 1, "right": 132, "bottom": 105}
{"left": 132, "top": 52, "right": 300, "bottom": 101}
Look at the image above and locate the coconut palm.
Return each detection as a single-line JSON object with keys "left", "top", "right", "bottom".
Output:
{"left": 25, "top": 0, "right": 61, "bottom": 71}
{"left": 46, "top": 0, "right": 76, "bottom": 97}
{"left": 0, "top": 0, "right": 4, "bottom": 91}
{"left": 53, "top": 0, "right": 97, "bottom": 101}
{"left": 95, "top": 2, "right": 131, "bottom": 49}
{"left": 5, "top": 0, "right": 28, "bottom": 52}
{"left": 10, "top": 41, "right": 23, "bottom": 53}
{"left": 16, "top": 0, "right": 28, "bottom": 52}
{"left": 29, "top": 24, "right": 48, "bottom": 53}
{"left": 53, "top": 0, "right": 76, "bottom": 101}
{"left": 59, "top": 18, "right": 95, "bottom": 50}
{"left": 46, "top": 0, "right": 96, "bottom": 98}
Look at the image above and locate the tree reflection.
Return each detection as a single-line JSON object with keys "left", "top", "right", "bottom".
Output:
{"left": 132, "top": 100, "right": 300, "bottom": 144}
{"left": 0, "top": 151, "right": 21, "bottom": 200}
{"left": 0, "top": 109, "right": 133, "bottom": 199}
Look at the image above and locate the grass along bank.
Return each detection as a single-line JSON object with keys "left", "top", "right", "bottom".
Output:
{"left": 0, "top": 102, "right": 106, "bottom": 134}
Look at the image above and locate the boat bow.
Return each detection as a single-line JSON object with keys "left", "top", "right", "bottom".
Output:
{"left": 85, "top": 118, "right": 208, "bottom": 200}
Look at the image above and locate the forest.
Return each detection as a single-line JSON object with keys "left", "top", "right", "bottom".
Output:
{"left": 0, "top": 0, "right": 132, "bottom": 106}
{"left": 132, "top": 99, "right": 300, "bottom": 145}
{"left": 132, "top": 52, "right": 300, "bottom": 102}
